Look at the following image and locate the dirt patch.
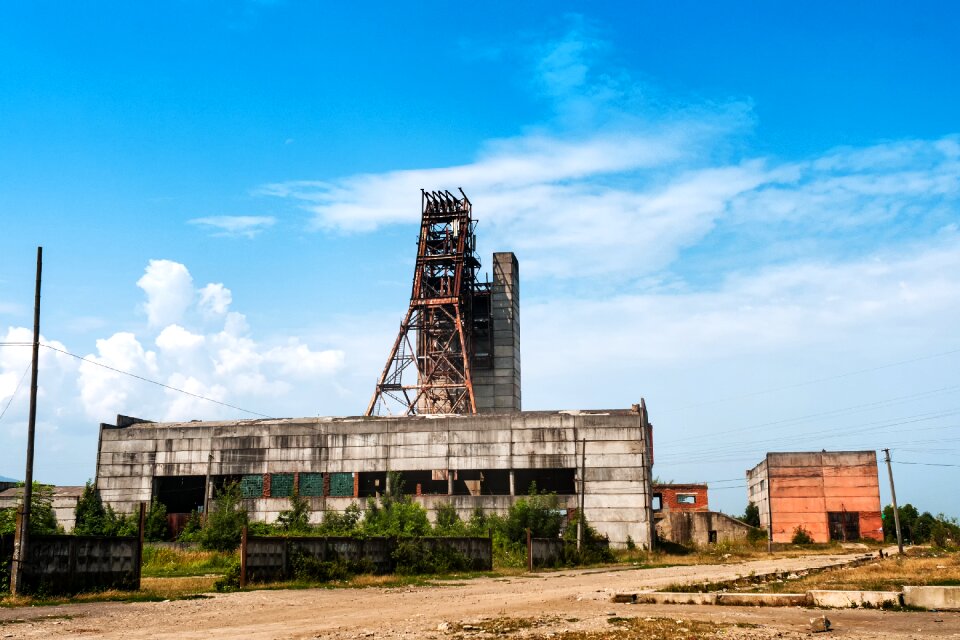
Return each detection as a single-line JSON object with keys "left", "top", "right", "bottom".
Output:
{"left": 0, "top": 550, "right": 956, "bottom": 639}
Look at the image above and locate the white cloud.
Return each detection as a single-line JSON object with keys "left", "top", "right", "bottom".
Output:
{"left": 78, "top": 332, "right": 159, "bottom": 421}
{"left": 137, "top": 260, "right": 194, "bottom": 327}
{"left": 264, "top": 339, "right": 345, "bottom": 377}
{"left": 198, "top": 283, "right": 232, "bottom": 317}
{"left": 156, "top": 324, "right": 205, "bottom": 352}
{"left": 189, "top": 215, "right": 276, "bottom": 238}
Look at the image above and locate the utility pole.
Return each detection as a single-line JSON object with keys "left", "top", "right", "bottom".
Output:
{"left": 577, "top": 438, "right": 586, "bottom": 551}
{"left": 765, "top": 457, "right": 773, "bottom": 554}
{"left": 11, "top": 247, "right": 42, "bottom": 595}
{"left": 882, "top": 448, "right": 904, "bottom": 554}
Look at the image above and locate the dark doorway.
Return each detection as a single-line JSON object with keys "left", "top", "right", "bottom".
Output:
{"left": 514, "top": 468, "right": 576, "bottom": 495}
{"left": 828, "top": 511, "right": 860, "bottom": 541}
{"left": 155, "top": 475, "right": 205, "bottom": 513}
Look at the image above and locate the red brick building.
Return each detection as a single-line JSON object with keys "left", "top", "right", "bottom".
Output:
{"left": 746, "top": 451, "right": 883, "bottom": 543}
{"left": 653, "top": 483, "right": 709, "bottom": 513}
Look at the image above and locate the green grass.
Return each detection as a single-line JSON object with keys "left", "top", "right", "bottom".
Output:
{"left": 140, "top": 545, "right": 237, "bottom": 577}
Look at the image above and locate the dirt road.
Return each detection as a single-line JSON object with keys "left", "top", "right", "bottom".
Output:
{"left": 1, "top": 551, "right": 957, "bottom": 639}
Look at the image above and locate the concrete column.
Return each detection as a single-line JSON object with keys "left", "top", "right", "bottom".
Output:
{"left": 474, "top": 252, "right": 521, "bottom": 413}
{"left": 447, "top": 472, "right": 453, "bottom": 496}
{"left": 509, "top": 470, "right": 515, "bottom": 496}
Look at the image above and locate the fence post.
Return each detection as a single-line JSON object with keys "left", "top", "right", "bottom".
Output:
{"left": 526, "top": 528, "right": 532, "bottom": 573}
{"left": 239, "top": 526, "right": 248, "bottom": 588}
{"left": 136, "top": 502, "right": 146, "bottom": 590}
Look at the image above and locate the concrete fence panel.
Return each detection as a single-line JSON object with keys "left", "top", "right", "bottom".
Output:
{"left": 241, "top": 535, "right": 492, "bottom": 585}
{"left": 1, "top": 534, "right": 140, "bottom": 595}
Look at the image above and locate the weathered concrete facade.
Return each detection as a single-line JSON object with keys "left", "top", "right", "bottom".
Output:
{"left": 473, "top": 252, "right": 521, "bottom": 413}
{"left": 96, "top": 409, "right": 654, "bottom": 548}
{"left": 656, "top": 511, "right": 757, "bottom": 546}
{"left": 746, "top": 451, "right": 883, "bottom": 543}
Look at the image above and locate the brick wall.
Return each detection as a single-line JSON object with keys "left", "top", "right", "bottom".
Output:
{"left": 654, "top": 484, "right": 709, "bottom": 513}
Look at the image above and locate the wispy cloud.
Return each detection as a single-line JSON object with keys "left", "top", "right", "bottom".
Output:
{"left": 189, "top": 215, "right": 276, "bottom": 238}
{"left": 258, "top": 21, "right": 959, "bottom": 287}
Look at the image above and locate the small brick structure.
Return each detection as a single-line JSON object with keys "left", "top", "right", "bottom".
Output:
{"left": 653, "top": 483, "right": 709, "bottom": 513}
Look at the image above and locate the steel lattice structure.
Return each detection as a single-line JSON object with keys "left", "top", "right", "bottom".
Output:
{"left": 366, "top": 189, "right": 486, "bottom": 416}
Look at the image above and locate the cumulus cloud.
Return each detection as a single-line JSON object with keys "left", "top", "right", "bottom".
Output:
{"left": 198, "top": 283, "right": 232, "bottom": 317}
{"left": 137, "top": 260, "right": 194, "bottom": 327}
{"left": 188, "top": 215, "right": 276, "bottom": 238}
{"left": 70, "top": 263, "right": 347, "bottom": 422}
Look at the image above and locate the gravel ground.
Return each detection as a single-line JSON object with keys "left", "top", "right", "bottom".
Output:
{"left": 0, "top": 550, "right": 957, "bottom": 640}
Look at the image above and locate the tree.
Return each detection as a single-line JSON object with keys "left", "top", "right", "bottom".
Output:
{"left": 276, "top": 490, "right": 311, "bottom": 534}
{"left": 741, "top": 502, "right": 761, "bottom": 528}
{"left": 74, "top": 481, "right": 108, "bottom": 535}
{"left": 433, "top": 502, "right": 466, "bottom": 536}
{"left": 144, "top": 500, "right": 169, "bottom": 541}
{"left": 502, "top": 484, "right": 563, "bottom": 543}
{"left": 0, "top": 482, "right": 61, "bottom": 536}
{"left": 199, "top": 482, "right": 248, "bottom": 551}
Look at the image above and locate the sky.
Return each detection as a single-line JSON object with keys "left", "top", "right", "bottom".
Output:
{"left": 1, "top": 1, "right": 958, "bottom": 519}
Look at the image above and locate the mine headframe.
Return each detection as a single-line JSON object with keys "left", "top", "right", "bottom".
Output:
{"left": 366, "top": 188, "right": 485, "bottom": 416}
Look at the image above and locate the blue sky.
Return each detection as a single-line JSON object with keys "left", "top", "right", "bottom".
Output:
{"left": 1, "top": 2, "right": 958, "bottom": 518}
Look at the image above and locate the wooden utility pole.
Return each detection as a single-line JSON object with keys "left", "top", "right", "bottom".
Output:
{"left": 765, "top": 458, "right": 774, "bottom": 554}
{"left": 577, "top": 438, "right": 586, "bottom": 551}
{"left": 882, "top": 448, "right": 904, "bottom": 554}
{"left": 11, "top": 247, "right": 42, "bottom": 595}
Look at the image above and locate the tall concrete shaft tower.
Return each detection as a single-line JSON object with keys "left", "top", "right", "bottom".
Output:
{"left": 366, "top": 190, "right": 520, "bottom": 416}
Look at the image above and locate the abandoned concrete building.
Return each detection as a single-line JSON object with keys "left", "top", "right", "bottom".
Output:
{"left": 93, "top": 191, "right": 656, "bottom": 548}
{"left": 746, "top": 451, "right": 883, "bottom": 543}
{"left": 95, "top": 409, "right": 656, "bottom": 548}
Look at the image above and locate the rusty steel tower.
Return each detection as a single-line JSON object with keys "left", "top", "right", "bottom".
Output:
{"left": 366, "top": 189, "right": 491, "bottom": 416}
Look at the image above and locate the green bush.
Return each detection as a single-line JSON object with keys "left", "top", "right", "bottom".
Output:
{"left": 562, "top": 511, "right": 614, "bottom": 565}
{"left": 791, "top": 526, "right": 814, "bottom": 545}
{"left": 214, "top": 560, "right": 241, "bottom": 592}
{"left": 177, "top": 510, "right": 203, "bottom": 542}
{"left": 315, "top": 502, "right": 362, "bottom": 536}
{"left": 392, "top": 539, "right": 471, "bottom": 575}
{"left": 502, "top": 484, "right": 563, "bottom": 543}
{"left": 199, "top": 482, "right": 248, "bottom": 551}
{"left": 747, "top": 526, "right": 768, "bottom": 544}
{"left": 362, "top": 476, "right": 431, "bottom": 537}
{"left": 276, "top": 490, "right": 311, "bottom": 534}
{"left": 144, "top": 500, "right": 169, "bottom": 541}
{"left": 433, "top": 502, "right": 466, "bottom": 536}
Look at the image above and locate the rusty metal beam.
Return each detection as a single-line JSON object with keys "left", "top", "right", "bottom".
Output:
{"left": 366, "top": 189, "right": 487, "bottom": 416}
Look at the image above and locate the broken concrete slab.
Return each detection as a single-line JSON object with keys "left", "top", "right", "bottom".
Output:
{"left": 903, "top": 586, "right": 960, "bottom": 611}
{"left": 808, "top": 590, "right": 902, "bottom": 609}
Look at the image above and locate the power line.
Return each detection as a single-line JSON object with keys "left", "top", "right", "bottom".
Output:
{"left": 0, "top": 363, "right": 31, "bottom": 424}
{"left": 894, "top": 460, "right": 960, "bottom": 468}
{"left": 663, "top": 385, "right": 960, "bottom": 447}
{"left": 39, "top": 343, "right": 274, "bottom": 419}
{"left": 663, "top": 346, "right": 960, "bottom": 414}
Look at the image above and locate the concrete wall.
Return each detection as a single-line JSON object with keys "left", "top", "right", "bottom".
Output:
{"left": 746, "top": 451, "right": 882, "bottom": 543}
{"left": 0, "top": 534, "right": 140, "bottom": 594}
{"left": 96, "top": 409, "right": 654, "bottom": 548}
{"left": 656, "top": 511, "right": 756, "bottom": 546}
{"left": 474, "top": 252, "right": 521, "bottom": 413}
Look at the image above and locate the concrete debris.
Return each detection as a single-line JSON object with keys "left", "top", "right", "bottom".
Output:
{"left": 810, "top": 615, "right": 832, "bottom": 633}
